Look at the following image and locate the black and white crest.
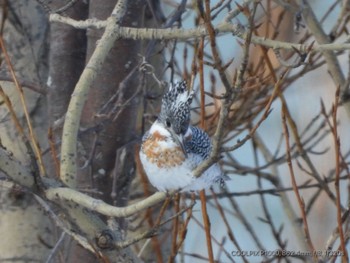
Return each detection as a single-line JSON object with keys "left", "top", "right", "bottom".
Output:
{"left": 163, "top": 81, "right": 192, "bottom": 106}
{"left": 159, "top": 81, "right": 194, "bottom": 135}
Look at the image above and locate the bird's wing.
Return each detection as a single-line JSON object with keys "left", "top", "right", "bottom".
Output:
{"left": 184, "top": 126, "right": 212, "bottom": 159}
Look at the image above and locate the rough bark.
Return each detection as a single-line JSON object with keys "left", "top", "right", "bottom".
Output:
{"left": 48, "top": 1, "right": 88, "bottom": 126}
{"left": 0, "top": 0, "right": 166, "bottom": 261}
{"left": 0, "top": 1, "right": 51, "bottom": 262}
{"left": 67, "top": 0, "right": 152, "bottom": 261}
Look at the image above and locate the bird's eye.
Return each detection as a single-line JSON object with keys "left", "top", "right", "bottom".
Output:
{"left": 166, "top": 118, "right": 171, "bottom": 127}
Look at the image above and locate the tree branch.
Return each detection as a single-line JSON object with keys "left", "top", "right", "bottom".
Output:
{"left": 59, "top": 0, "right": 128, "bottom": 187}
{"left": 45, "top": 187, "right": 167, "bottom": 218}
{"left": 50, "top": 13, "right": 350, "bottom": 52}
{"left": 0, "top": 148, "right": 35, "bottom": 189}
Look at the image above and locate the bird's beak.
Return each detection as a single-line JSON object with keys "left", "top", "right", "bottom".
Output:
{"left": 169, "top": 130, "right": 188, "bottom": 158}
{"left": 177, "top": 134, "right": 188, "bottom": 158}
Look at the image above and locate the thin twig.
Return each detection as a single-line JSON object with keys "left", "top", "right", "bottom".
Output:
{"left": 331, "top": 86, "right": 348, "bottom": 262}
{"left": 198, "top": 2, "right": 214, "bottom": 260}
{"left": 169, "top": 194, "right": 180, "bottom": 263}
{"left": 281, "top": 103, "right": 317, "bottom": 260}
{"left": 45, "top": 232, "right": 66, "bottom": 263}
{"left": 211, "top": 190, "right": 249, "bottom": 263}
{"left": 199, "top": 190, "right": 214, "bottom": 263}
{"left": 47, "top": 128, "right": 60, "bottom": 178}
{"left": 0, "top": 36, "right": 46, "bottom": 176}
{"left": 53, "top": 0, "right": 79, "bottom": 14}
{"left": 222, "top": 70, "right": 285, "bottom": 153}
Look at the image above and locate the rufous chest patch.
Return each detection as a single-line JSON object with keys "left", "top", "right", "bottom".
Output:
{"left": 142, "top": 131, "right": 186, "bottom": 168}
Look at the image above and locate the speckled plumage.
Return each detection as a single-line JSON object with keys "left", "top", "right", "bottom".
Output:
{"left": 185, "top": 126, "right": 212, "bottom": 159}
{"left": 140, "top": 81, "right": 223, "bottom": 192}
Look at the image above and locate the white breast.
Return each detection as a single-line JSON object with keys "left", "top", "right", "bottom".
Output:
{"left": 140, "top": 122, "right": 222, "bottom": 192}
{"left": 139, "top": 150, "right": 196, "bottom": 191}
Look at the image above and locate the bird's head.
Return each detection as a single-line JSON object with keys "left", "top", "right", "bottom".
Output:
{"left": 158, "top": 81, "right": 193, "bottom": 155}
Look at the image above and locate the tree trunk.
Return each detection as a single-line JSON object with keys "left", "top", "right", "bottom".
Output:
{"left": 0, "top": 1, "right": 52, "bottom": 262}
{"left": 65, "top": 0, "right": 158, "bottom": 261}
{"left": 0, "top": 0, "right": 165, "bottom": 261}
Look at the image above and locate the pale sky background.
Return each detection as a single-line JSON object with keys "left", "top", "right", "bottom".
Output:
{"left": 162, "top": 1, "right": 349, "bottom": 262}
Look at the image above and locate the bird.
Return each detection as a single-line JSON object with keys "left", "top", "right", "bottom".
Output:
{"left": 139, "top": 80, "right": 224, "bottom": 192}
